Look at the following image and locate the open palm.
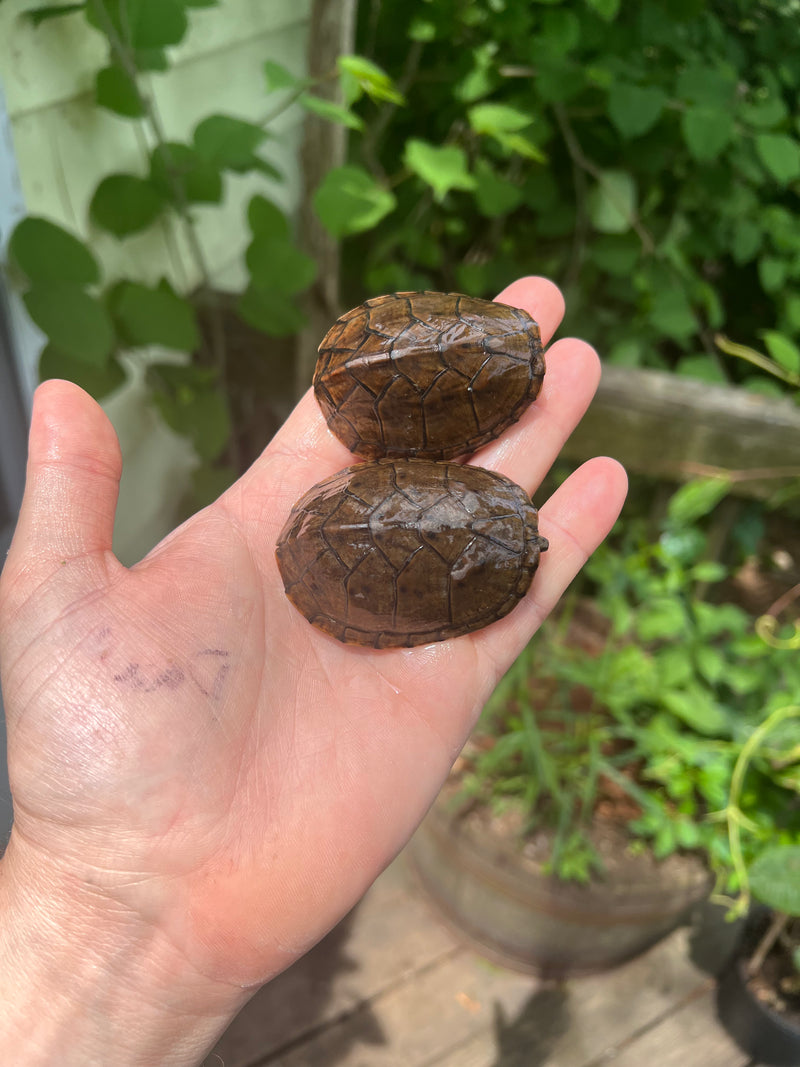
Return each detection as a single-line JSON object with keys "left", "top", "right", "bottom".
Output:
{"left": 0, "top": 277, "right": 626, "bottom": 998}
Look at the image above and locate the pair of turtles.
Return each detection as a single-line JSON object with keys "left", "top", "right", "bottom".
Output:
{"left": 276, "top": 291, "right": 549, "bottom": 648}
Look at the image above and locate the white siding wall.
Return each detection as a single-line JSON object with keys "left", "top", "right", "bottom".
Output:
{"left": 0, "top": 0, "right": 311, "bottom": 562}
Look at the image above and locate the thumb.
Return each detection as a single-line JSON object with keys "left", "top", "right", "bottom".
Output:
{"left": 6, "top": 379, "right": 122, "bottom": 575}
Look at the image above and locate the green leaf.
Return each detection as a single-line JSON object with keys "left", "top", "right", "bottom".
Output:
{"left": 193, "top": 114, "right": 267, "bottom": 172}
{"left": 655, "top": 646, "right": 693, "bottom": 688}
{"left": 299, "top": 93, "right": 364, "bottom": 130}
{"left": 408, "top": 16, "right": 435, "bottom": 41}
{"left": 740, "top": 93, "right": 788, "bottom": 130}
{"left": 39, "top": 344, "right": 126, "bottom": 399}
{"left": 660, "top": 687, "right": 728, "bottom": 736}
{"left": 237, "top": 286, "right": 306, "bottom": 338}
{"left": 649, "top": 284, "right": 698, "bottom": 342}
{"left": 586, "top": 0, "right": 620, "bottom": 19}
{"left": 749, "top": 846, "right": 800, "bottom": 915}
{"left": 313, "top": 165, "right": 396, "bottom": 237}
{"left": 694, "top": 645, "right": 726, "bottom": 684}
{"left": 95, "top": 63, "right": 144, "bottom": 118}
{"left": 149, "top": 142, "right": 222, "bottom": 205}
{"left": 247, "top": 195, "right": 289, "bottom": 240}
{"left": 9, "top": 217, "right": 100, "bottom": 285}
{"left": 466, "top": 102, "right": 545, "bottom": 157}
{"left": 87, "top": 0, "right": 187, "bottom": 48}
{"left": 635, "top": 598, "right": 686, "bottom": 642}
{"left": 133, "top": 47, "right": 168, "bottom": 71}
{"left": 693, "top": 601, "right": 749, "bottom": 639}
{"left": 337, "top": 54, "right": 405, "bottom": 105}
{"left": 761, "top": 330, "right": 800, "bottom": 375}
{"left": 589, "top": 234, "right": 639, "bottom": 276}
{"left": 677, "top": 64, "right": 736, "bottom": 108}
{"left": 403, "top": 139, "right": 476, "bottom": 201}
{"left": 23, "top": 3, "right": 85, "bottom": 26}
{"left": 731, "top": 219, "right": 762, "bottom": 264}
{"left": 588, "top": 169, "right": 636, "bottom": 233}
{"left": 689, "top": 560, "right": 727, "bottom": 584}
{"left": 245, "top": 236, "right": 316, "bottom": 296}
{"left": 758, "top": 256, "right": 788, "bottom": 293}
{"left": 467, "top": 103, "right": 533, "bottom": 135}
{"left": 608, "top": 83, "right": 666, "bottom": 138}
{"left": 473, "top": 158, "right": 523, "bottom": 217}
{"left": 111, "top": 282, "right": 199, "bottom": 351}
{"left": 149, "top": 367, "right": 229, "bottom": 461}
{"left": 755, "top": 133, "right": 800, "bottom": 184}
{"left": 24, "top": 283, "right": 115, "bottom": 364}
{"left": 681, "top": 108, "right": 734, "bottom": 161}
{"left": 492, "top": 131, "right": 546, "bottom": 162}
{"left": 676, "top": 354, "right": 728, "bottom": 384}
{"left": 540, "top": 8, "right": 580, "bottom": 54}
{"left": 264, "top": 59, "right": 303, "bottom": 93}
{"left": 667, "top": 477, "right": 731, "bottom": 524}
{"left": 90, "top": 174, "right": 164, "bottom": 237}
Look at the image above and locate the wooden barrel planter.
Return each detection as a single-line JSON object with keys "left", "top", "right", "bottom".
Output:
{"left": 408, "top": 796, "right": 712, "bottom": 978}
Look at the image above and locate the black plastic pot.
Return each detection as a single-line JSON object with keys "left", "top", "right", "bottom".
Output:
{"left": 717, "top": 932, "right": 800, "bottom": 1066}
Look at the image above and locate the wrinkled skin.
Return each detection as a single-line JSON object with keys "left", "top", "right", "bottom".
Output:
{"left": 0, "top": 278, "right": 627, "bottom": 1052}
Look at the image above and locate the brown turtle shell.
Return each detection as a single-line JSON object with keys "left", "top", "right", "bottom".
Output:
{"left": 314, "top": 292, "right": 545, "bottom": 461}
{"left": 275, "top": 459, "right": 548, "bottom": 648}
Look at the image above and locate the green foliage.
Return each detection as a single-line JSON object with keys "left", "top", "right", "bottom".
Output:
{"left": 110, "top": 282, "right": 199, "bottom": 351}
{"left": 748, "top": 845, "right": 800, "bottom": 916}
{"left": 95, "top": 62, "right": 144, "bottom": 117}
{"left": 23, "top": 284, "right": 115, "bottom": 364}
{"left": 8, "top": 1, "right": 404, "bottom": 507}
{"left": 469, "top": 479, "right": 800, "bottom": 885}
{"left": 340, "top": 1, "right": 800, "bottom": 394}
{"left": 9, "top": 216, "right": 100, "bottom": 284}
{"left": 90, "top": 174, "right": 165, "bottom": 236}
{"left": 313, "top": 165, "right": 397, "bottom": 237}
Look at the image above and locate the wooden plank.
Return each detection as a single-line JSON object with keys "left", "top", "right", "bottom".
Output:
{"left": 263, "top": 949, "right": 538, "bottom": 1067}
{"left": 205, "top": 859, "right": 459, "bottom": 1067}
{"left": 258, "top": 926, "right": 712, "bottom": 1067}
{"left": 562, "top": 365, "right": 800, "bottom": 497}
{"left": 589, "top": 986, "right": 751, "bottom": 1067}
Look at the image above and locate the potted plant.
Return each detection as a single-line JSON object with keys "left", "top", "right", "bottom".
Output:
{"left": 716, "top": 688, "right": 800, "bottom": 1066}
{"left": 409, "top": 478, "right": 800, "bottom": 976}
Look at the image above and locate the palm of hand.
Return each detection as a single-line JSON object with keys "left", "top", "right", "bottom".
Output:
{"left": 0, "top": 278, "right": 626, "bottom": 989}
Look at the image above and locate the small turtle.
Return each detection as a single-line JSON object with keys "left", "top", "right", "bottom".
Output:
{"left": 275, "top": 458, "right": 548, "bottom": 648}
{"left": 314, "top": 291, "right": 545, "bottom": 461}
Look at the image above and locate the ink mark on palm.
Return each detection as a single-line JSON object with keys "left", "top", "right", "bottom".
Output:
{"left": 189, "top": 649, "right": 230, "bottom": 700}
{"left": 113, "top": 662, "right": 185, "bottom": 692}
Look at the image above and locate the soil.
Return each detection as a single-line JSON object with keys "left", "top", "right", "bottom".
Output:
{"left": 439, "top": 775, "right": 709, "bottom": 891}
{"left": 746, "top": 915, "right": 800, "bottom": 1029}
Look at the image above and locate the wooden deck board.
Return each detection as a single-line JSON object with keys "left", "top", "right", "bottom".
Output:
{"left": 206, "top": 850, "right": 752, "bottom": 1067}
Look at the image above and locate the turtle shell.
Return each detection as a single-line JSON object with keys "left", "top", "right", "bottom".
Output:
{"left": 314, "top": 291, "right": 545, "bottom": 461}
{"left": 275, "top": 458, "right": 548, "bottom": 648}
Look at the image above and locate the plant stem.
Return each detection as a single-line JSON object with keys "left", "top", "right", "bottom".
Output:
{"left": 715, "top": 333, "right": 800, "bottom": 387}
{"left": 725, "top": 704, "right": 800, "bottom": 913}
{"left": 748, "top": 911, "right": 790, "bottom": 979}
{"left": 553, "top": 102, "right": 655, "bottom": 255}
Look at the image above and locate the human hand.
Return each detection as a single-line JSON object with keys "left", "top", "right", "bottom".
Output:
{"left": 0, "top": 276, "right": 626, "bottom": 1064}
